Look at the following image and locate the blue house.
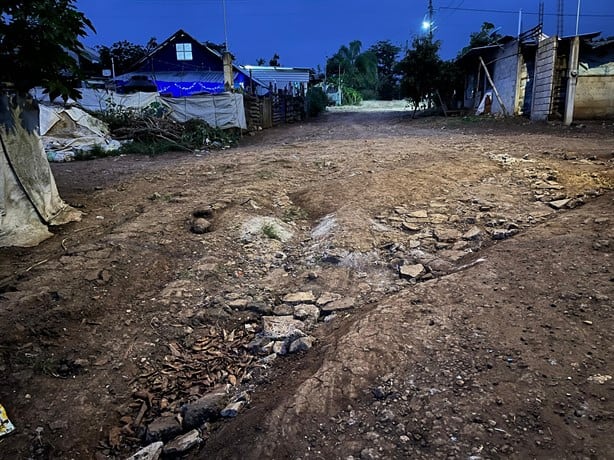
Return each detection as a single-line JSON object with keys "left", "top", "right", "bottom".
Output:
{"left": 116, "top": 29, "right": 260, "bottom": 97}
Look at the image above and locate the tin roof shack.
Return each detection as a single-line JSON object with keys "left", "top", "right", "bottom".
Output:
{"left": 116, "top": 29, "right": 261, "bottom": 97}
{"left": 574, "top": 38, "right": 614, "bottom": 119}
{"left": 240, "top": 66, "right": 311, "bottom": 96}
{"left": 457, "top": 36, "right": 521, "bottom": 116}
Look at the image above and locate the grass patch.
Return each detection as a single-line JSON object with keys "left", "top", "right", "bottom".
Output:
{"left": 262, "top": 223, "right": 282, "bottom": 240}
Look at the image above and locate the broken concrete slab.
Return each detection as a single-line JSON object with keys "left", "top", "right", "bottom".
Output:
{"left": 316, "top": 292, "right": 341, "bottom": 306}
{"left": 399, "top": 264, "right": 426, "bottom": 279}
{"left": 320, "top": 297, "right": 356, "bottom": 314}
{"left": 282, "top": 291, "right": 316, "bottom": 305}
{"left": 462, "top": 226, "right": 482, "bottom": 240}
{"left": 289, "top": 336, "right": 314, "bottom": 353}
{"left": 434, "top": 228, "right": 462, "bottom": 243}
{"left": 293, "top": 304, "right": 320, "bottom": 324}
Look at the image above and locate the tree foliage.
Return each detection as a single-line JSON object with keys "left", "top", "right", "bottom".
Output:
{"left": 368, "top": 40, "right": 401, "bottom": 100}
{"left": 0, "top": 0, "right": 94, "bottom": 100}
{"left": 398, "top": 37, "right": 442, "bottom": 109}
{"left": 97, "top": 38, "right": 157, "bottom": 76}
{"left": 269, "top": 53, "right": 280, "bottom": 66}
{"left": 326, "top": 40, "right": 378, "bottom": 100}
{"left": 459, "top": 22, "right": 503, "bottom": 57}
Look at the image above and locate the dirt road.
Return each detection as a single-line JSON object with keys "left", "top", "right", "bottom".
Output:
{"left": 0, "top": 110, "right": 612, "bottom": 459}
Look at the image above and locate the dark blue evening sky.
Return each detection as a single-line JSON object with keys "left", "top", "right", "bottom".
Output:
{"left": 77, "top": 0, "right": 614, "bottom": 68}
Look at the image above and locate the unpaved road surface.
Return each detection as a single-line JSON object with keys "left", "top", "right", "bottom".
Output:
{"left": 1, "top": 111, "right": 613, "bottom": 459}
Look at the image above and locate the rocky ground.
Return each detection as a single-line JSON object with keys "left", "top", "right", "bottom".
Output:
{"left": 0, "top": 109, "right": 612, "bottom": 460}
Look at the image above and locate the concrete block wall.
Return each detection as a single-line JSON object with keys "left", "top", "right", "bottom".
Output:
{"left": 491, "top": 42, "right": 520, "bottom": 115}
{"left": 574, "top": 75, "right": 614, "bottom": 119}
{"left": 531, "top": 37, "right": 558, "bottom": 121}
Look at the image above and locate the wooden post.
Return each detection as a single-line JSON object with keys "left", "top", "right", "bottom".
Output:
{"left": 479, "top": 56, "right": 509, "bottom": 117}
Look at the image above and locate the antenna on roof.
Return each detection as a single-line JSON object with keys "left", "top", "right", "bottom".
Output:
{"left": 222, "top": 0, "right": 229, "bottom": 51}
{"left": 538, "top": 1, "right": 544, "bottom": 29}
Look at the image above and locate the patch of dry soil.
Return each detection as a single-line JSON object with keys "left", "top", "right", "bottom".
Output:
{"left": 0, "top": 111, "right": 612, "bottom": 459}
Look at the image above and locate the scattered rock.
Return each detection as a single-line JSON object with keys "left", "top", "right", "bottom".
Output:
{"left": 491, "top": 229, "right": 515, "bottom": 240}
{"left": 462, "top": 226, "right": 482, "bottom": 240}
{"left": 272, "top": 304, "right": 293, "bottom": 316}
{"left": 399, "top": 264, "right": 426, "bottom": 279}
{"left": 316, "top": 292, "right": 342, "bottom": 306}
{"left": 434, "top": 228, "right": 462, "bottom": 243}
{"left": 221, "top": 401, "right": 245, "bottom": 417}
{"left": 162, "top": 430, "right": 202, "bottom": 457}
{"left": 293, "top": 304, "right": 320, "bottom": 324}
{"left": 408, "top": 210, "right": 428, "bottom": 218}
{"left": 548, "top": 199, "right": 570, "bottom": 210}
{"left": 145, "top": 416, "right": 182, "bottom": 443}
{"left": 320, "top": 296, "right": 355, "bottom": 313}
{"left": 191, "top": 217, "right": 211, "bottom": 234}
{"left": 289, "top": 336, "right": 314, "bottom": 353}
{"left": 402, "top": 222, "right": 421, "bottom": 232}
{"left": 261, "top": 316, "right": 306, "bottom": 339}
{"left": 125, "top": 442, "right": 163, "bottom": 460}
{"left": 282, "top": 291, "right": 316, "bottom": 305}
{"left": 181, "top": 386, "right": 228, "bottom": 430}
{"left": 587, "top": 374, "right": 612, "bottom": 384}
{"left": 227, "top": 298, "right": 249, "bottom": 309}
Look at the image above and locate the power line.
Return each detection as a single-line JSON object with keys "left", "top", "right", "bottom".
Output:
{"left": 439, "top": 6, "right": 614, "bottom": 17}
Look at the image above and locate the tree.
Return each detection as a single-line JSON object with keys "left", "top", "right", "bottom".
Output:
{"left": 326, "top": 40, "right": 378, "bottom": 100}
{"left": 0, "top": 0, "right": 94, "bottom": 101}
{"left": 269, "top": 53, "right": 281, "bottom": 67}
{"left": 459, "top": 22, "right": 503, "bottom": 57}
{"left": 397, "top": 37, "right": 442, "bottom": 114}
{"left": 369, "top": 40, "right": 401, "bottom": 100}
{"left": 256, "top": 58, "right": 266, "bottom": 66}
{"left": 97, "top": 39, "right": 157, "bottom": 76}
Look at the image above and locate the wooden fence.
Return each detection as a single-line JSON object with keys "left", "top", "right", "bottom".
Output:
{"left": 244, "top": 92, "right": 305, "bottom": 130}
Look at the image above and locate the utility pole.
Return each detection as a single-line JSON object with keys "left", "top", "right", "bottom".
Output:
{"left": 557, "top": 0, "right": 564, "bottom": 37}
{"left": 428, "top": 0, "right": 434, "bottom": 40}
{"left": 222, "top": 0, "right": 229, "bottom": 51}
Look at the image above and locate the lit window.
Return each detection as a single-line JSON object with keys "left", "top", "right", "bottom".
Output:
{"left": 176, "top": 43, "right": 193, "bottom": 61}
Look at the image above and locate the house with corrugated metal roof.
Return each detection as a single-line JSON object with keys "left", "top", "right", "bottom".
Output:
{"left": 240, "top": 65, "right": 311, "bottom": 96}
{"left": 115, "top": 29, "right": 263, "bottom": 97}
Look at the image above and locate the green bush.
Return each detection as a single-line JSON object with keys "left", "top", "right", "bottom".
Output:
{"left": 342, "top": 86, "right": 363, "bottom": 105}
{"left": 306, "top": 87, "right": 328, "bottom": 117}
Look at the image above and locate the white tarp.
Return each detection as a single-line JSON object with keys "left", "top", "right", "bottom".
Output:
{"left": 162, "top": 93, "right": 247, "bottom": 130}
{"left": 31, "top": 88, "right": 247, "bottom": 130}
{"left": 39, "top": 105, "right": 121, "bottom": 161}
{"left": 1, "top": 99, "right": 81, "bottom": 247}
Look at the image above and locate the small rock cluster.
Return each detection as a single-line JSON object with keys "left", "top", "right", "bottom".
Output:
{"left": 248, "top": 290, "right": 355, "bottom": 360}
{"left": 125, "top": 388, "right": 249, "bottom": 459}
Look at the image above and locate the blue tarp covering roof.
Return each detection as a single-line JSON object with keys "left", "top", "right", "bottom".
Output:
{"left": 115, "top": 71, "right": 251, "bottom": 97}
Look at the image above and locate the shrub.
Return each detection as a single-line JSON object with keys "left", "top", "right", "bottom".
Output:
{"left": 342, "top": 86, "right": 363, "bottom": 105}
{"left": 306, "top": 87, "right": 328, "bottom": 117}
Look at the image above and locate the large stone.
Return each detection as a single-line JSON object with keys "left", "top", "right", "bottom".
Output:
{"left": 162, "top": 430, "right": 202, "bottom": 457}
{"left": 221, "top": 401, "right": 245, "bottom": 417}
{"left": 407, "top": 210, "right": 428, "bottom": 218}
{"left": 462, "top": 226, "right": 482, "bottom": 240}
{"left": 293, "top": 304, "right": 320, "bottom": 324}
{"left": 399, "top": 264, "right": 426, "bottom": 279}
{"left": 272, "top": 304, "right": 294, "bottom": 316}
{"left": 316, "top": 292, "right": 341, "bottom": 306}
{"left": 548, "top": 198, "right": 570, "bottom": 210}
{"left": 320, "top": 297, "right": 355, "bottom": 313}
{"left": 282, "top": 291, "right": 316, "bottom": 305}
{"left": 261, "top": 316, "right": 306, "bottom": 339}
{"left": 289, "top": 336, "right": 314, "bottom": 353}
{"left": 401, "top": 222, "right": 421, "bottom": 232}
{"left": 125, "top": 442, "right": 163, "bottom": 460}
{"left": 145, "top": 416, "right": 182, "bottom": 443}
{"left": 191, "top": 218, "right": 211, "bottom": 234}
{"left": 181, "top": 386, "right": 227, "bottom": 430}
{"left": 433, "top": 228, "right": 462, "bottom": 243}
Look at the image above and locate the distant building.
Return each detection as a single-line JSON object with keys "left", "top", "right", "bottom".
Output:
{"left": 115, "top": 29, "right": 262, "bottom": 97}
{"left": 240, "top": 66, "right": 311, "bottom": 96}
{"left": 457, "top": 26, "right": 614, "bottom": 121}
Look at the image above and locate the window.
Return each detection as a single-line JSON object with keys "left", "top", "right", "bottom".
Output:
{"left": 176, "top": 43, "right": 193, "bottom": 61}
